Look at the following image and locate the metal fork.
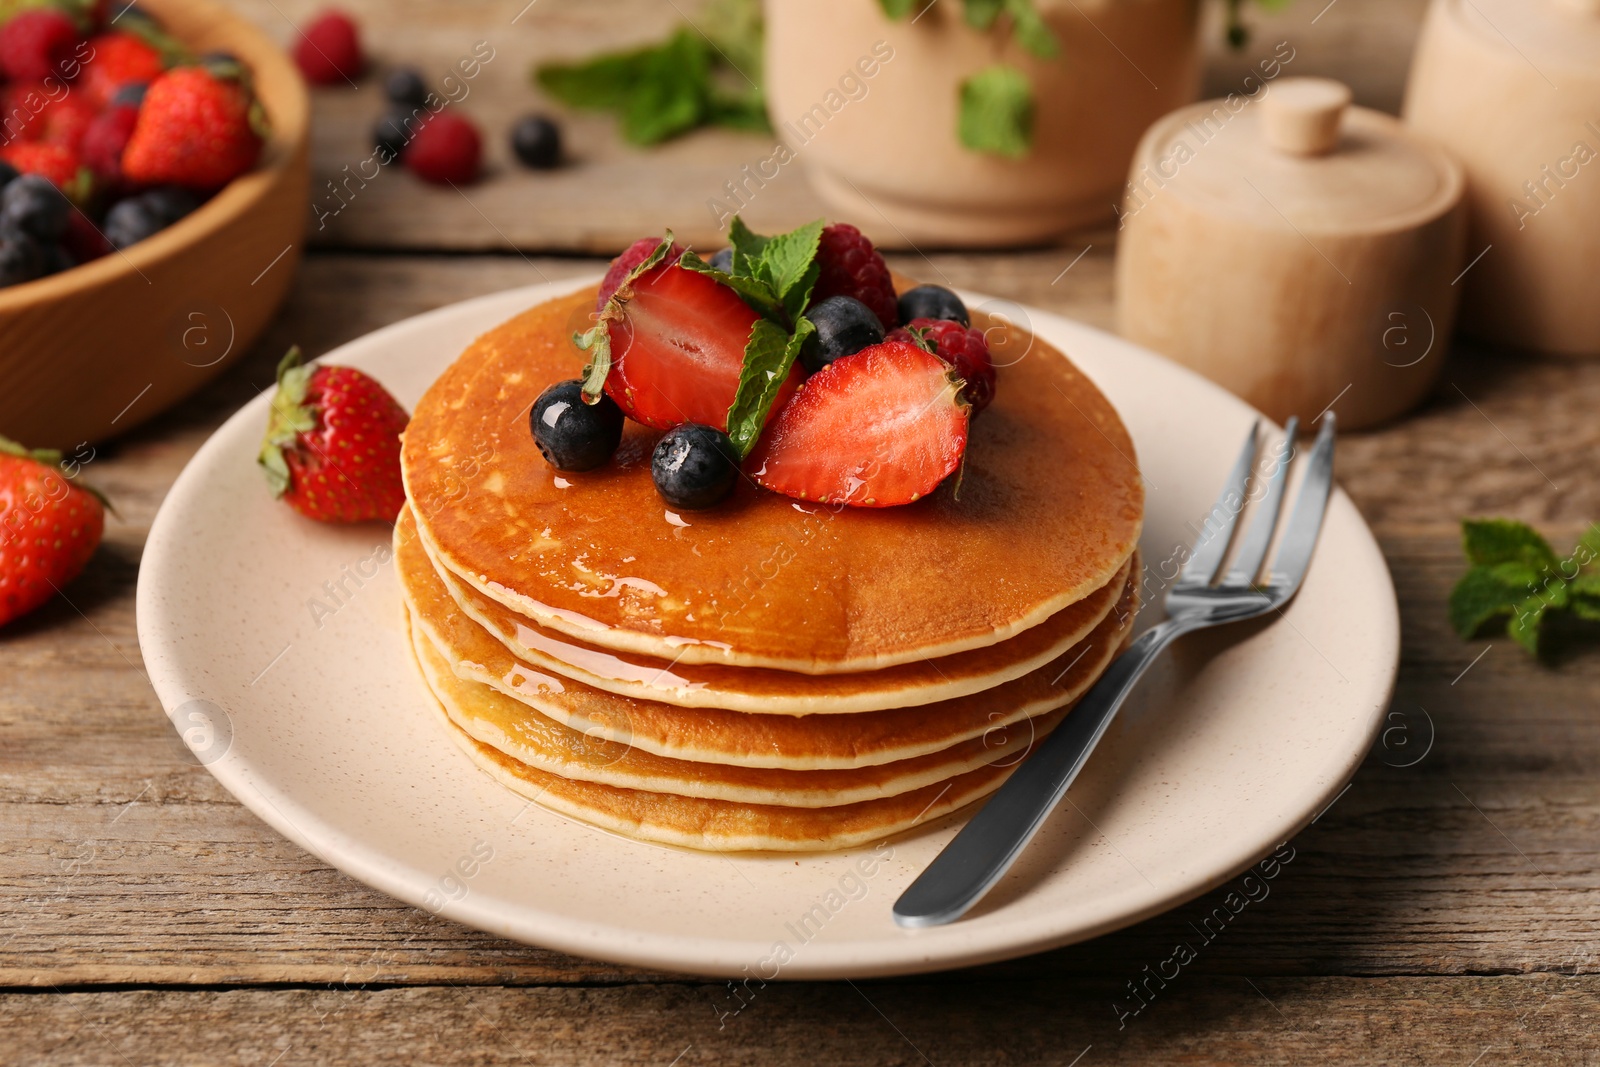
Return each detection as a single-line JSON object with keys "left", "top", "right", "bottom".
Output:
{"left": 892, "top": 414, "right": 1337, "bottom": 927}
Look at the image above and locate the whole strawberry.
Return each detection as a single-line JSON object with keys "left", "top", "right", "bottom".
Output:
{"left": 809, "top": 222, "right": 899, "bottom": 330}
{"left": 0, "top": 437, "right": 106, "bottom": 627}
{"left": 0, "top": 9, "right": 82, "bottom": 83}
{"left": 0, "top": 141, "right": 86, "bottom": 194}
{"left": 889, "top": 317, "right": 996, "bottom": 414}
{"left": 293, "top": 9, "right": 363, "bottom": 85}
{"left": 258, "top": 347, "right": 410, "bottom": 523}
{"left": 79, "top": 32, "right": 165, "bottom": 109}
{"left": 121, "top": 66, "right": 265, "bottom": 190}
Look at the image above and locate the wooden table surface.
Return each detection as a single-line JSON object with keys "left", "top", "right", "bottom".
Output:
{"left": 7, "top": 0, "right": 1600, "bottom": 1062}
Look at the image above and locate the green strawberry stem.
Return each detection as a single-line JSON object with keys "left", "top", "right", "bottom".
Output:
{"left": 258, "top": 346, "right": 317, "bottom": 498}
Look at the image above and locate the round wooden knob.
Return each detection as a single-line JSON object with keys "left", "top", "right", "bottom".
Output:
{"left": 1261, "top": 78, "right": 1353, "bottom": 157}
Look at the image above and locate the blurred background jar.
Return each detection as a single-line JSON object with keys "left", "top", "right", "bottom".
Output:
{"left": 1403, "top": 0, "right": 1600, "bottom": 358}
{"left": 762, "top": 0, "right": 1203, "bottom": 247}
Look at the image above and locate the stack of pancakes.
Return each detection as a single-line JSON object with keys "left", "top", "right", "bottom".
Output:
{"left": 397, "top": 286, "right": 1144, "bottom": 852}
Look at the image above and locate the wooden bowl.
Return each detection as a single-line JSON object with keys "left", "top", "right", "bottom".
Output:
{"left": 0, "top": 0, "right": 310, "bottom": 450}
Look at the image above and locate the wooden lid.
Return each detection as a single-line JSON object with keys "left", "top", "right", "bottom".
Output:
{"left": 1132, "top": 77, "right": 1462, "bottom": 233}
{"left": 1442, "top": 0, "right": 1600, "bottom": 71}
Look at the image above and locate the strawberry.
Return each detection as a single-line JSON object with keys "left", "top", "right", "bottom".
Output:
{"left": 602, "top": 261, "right": 798, "bottom": 432}
{"left": 0, "top": 437, "right": 106, "bottom": 627}
{"left": 403, "top": 110, "right": 480, "bottom": 185}
{"left": 78, "top": 32, "right": 165, "bottom": 109}
{"left": 596, "top": 235, "right": 683, "bottom": 311}
{"left": 292, "top": 9, "right": 363, "bottom": 86}
{"left": 0, "top": 141, "right": 84, "bottom": 193}
{"left": 258, "top": 347, "right": 410, "bottom": 524}
{"left": 78, "top": 102, "right": 139, "bottom": 181}
{"left": 0, "top": 82, "right": 54, "bottom": 142}
{"left": 809, "top": 222, "right": 899, "bottom": 330}
{"left": 41, "top": 95, "right": 97, "bottom": 152}
{"left": 748, "top": 340, "right": 968, "bottom": 508}
{"left": 121, "top": 66, "right": 264, "bottom": 190}
{"left": 0, "top": 9, "right": 82, "bottom": 83}
{"left": 889, "top": 317, "right": 996, "bottom": 414}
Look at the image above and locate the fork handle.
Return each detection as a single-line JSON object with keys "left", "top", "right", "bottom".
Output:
{"left": 892, "top": 616, "right": 1197, "bottom": 928}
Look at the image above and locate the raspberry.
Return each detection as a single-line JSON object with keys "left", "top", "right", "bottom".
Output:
{"left": 403, "top": 111, "right": 481, "bottom": 185}
{"left": 889, "top": 317, "right": 996, "bottom": 414}
{"left": 293, "top": 9, "right": 363, "bottom": 85}
{"left": 810, "top": 222, "right": 898, "bottom": 330}
{"left": 79, "top": 104, "right": 140, "bottom": 181}
{"left": 596, "top": 235, "right": 684, "bottom": 311}
{"left": 0, "top": 10, "right": 82, "bottom": 83}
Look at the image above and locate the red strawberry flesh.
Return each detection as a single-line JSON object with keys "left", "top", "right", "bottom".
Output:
{"left": 603, "top": 262, "right": 797, "bottom": 432}
{"left": 749, "top": 339, "right": 968, "bottom": 508}
{"left": 889, "top": 317, "right": 996, "bottom": 414}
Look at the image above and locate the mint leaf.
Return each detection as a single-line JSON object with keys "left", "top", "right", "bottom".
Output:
{"left": 678, "top": 249, "right": 784, "bottom": 320}
{"left": 1462, "top": 518, "right": 1558, "bottom": 571}
{"left": 1576, "top": 523, "right": 1600, "bottom": 570}
{"left": 959, "top": 64, "right": 1034, "bottom": 159}
{"left": 1508, "top": 596, "right": 1549, "bottom": 656}
{"left": 575, "top": 234, "right": 677, "bottom": 402}
{"left": 963, "top": 0, "right": 1004, "bottom": 30}
{"left": 727, "top": 215, "right": 769, "bottom": 270}
{"left": 755, "top": 218, "right": 823, "bottom": 321}
{"left": 878, "top": 0, "right": 919, "bottom": 16}
{"left": 726, "top": 317, "right": 814, "bottom": 458}
{"left": 1004, "top": 0, "right": 1059, "bottom": 59}
{"left": 1449, "top": 565, "right": 1527, "bottom": 639}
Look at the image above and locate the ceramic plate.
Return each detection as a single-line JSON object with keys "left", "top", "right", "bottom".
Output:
{"left": 136, "top": 278, "right": 1398, "bottom": 979}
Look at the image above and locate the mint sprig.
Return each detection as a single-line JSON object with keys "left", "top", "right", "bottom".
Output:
{"left": 1449, "top": 519, "right": 1600, "bottom": 658}
{"left": 691, "top": 216, "right": 824, "bottom": 458}
{"left": 574, "top": 234, "right": 677, "bottom": 404}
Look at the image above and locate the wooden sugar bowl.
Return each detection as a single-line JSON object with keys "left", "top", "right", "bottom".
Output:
{"left": 1115, "top": 78, "right": 1467, "bottom": 431}
{"left": 1404, "top": 0, "right": 1600, "bottom": 358}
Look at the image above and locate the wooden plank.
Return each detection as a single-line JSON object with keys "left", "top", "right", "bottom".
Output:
{"left": 3, "top": 976, "right": 1596, "bottom": 1064}
{"left": 4, "top": 254, "right": 1598, "bottom": 989}
{"left": 217, "top": 0, "right": 1430, "bottom": 253}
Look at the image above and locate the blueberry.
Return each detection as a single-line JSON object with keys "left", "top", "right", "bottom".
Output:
{"left": 384, "top": 67, "right": 429, "bottom": 107}
{"left": 801, "top": 295, "right": 884, "bottom": 374}
{"left": 0, "top": 230, "right": 42, "bottom": 287}
{"left": 0, "top": 161, "right": 18, "bottom": 189}
{"left": 651, "top": 423, "right": 739, "bottom": 510}
{"left": 111, "top": 82, "right": 149, "bottom": 107}
{"left": 39, "top": 242, "right": 73, "bottom": 275}
{"left": 530, "top": 379, "right": 624, "bottom": 472}
{"left": 104, "top": 198, "right": 162, "bottom": 250}
{"left": 511, "top": 115, "right": 562, "bottom": 169}
{"left": 143, "top": 186, "right": 201, "bottom": 225}
{"left": 0, "top": 175, "right": 68, "bottom": 242}
{"left": 374, "top": 104, "right": 422, "bottom": 157}
{"left": 708, "top": 246, "right": 733, "bottom": 273}
{"left": 897, "top": 284, "right": 970, "bottom": 326}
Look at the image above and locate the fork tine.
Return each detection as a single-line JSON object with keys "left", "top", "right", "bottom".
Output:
{"left": 1221, "top": 417, "right": 1299, "bottom": 588}
{"left": 1267, "top": 414, "right": 1337, "bottom": 594}
{"left": 1176, "top": 420, "right": 1260, "bottom": 587}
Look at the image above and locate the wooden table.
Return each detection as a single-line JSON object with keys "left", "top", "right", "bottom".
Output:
{"left": 7, "top": 0, "right": 1599, "bottom": 1061}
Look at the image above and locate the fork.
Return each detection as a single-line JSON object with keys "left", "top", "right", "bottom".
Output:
{"left": 892, "top": 414, "right": 1337, "bottom": 927}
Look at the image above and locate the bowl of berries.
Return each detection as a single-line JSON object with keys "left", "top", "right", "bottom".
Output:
{"left": 0, "top": 0, "right": 309, "bottom": 449}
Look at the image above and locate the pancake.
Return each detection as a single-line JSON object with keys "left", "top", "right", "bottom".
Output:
{"left": 402, "top": 283, "right": 1143, "bottom": 673}
{"left": 400, "top": 504, "right": 1140, "bottom": 769}
{"left": 411, "top": 613, "right": 1068, "bottom": 808}
{"left": 407, "top": 504, "right": 1130, "bottom": 715}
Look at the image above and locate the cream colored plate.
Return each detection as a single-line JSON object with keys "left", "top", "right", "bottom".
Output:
{"left": 136, "top": 278, "right": 1398, "bottom": 979}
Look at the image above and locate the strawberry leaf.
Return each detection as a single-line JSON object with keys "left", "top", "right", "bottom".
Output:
{"left": 258, "top": 346, "right": 315, "bottom": 498}
{"left": 577, "top": 234, "right": 678, "bottom": 404}
{"left": 725, "top": 316, "right": 814, "bottom": 458}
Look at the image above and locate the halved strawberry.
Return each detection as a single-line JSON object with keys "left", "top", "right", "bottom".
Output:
{"left": 603, "top": 262, "right": 800, "bottom": 432}
{"left": 889, "top": 317, "right": 996, "bottom": 414}
{"left": 748, "top": 340, "right": 968, "bottom": 508}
